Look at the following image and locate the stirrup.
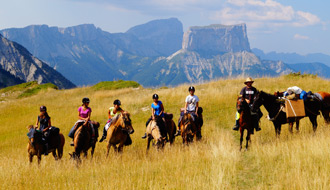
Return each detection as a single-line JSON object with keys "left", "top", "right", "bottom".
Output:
{"left": 141, "top": 133, "right": 147, "bottom": 139}
{"left": 174, "top": 130, "right": 181, "bottom": 136}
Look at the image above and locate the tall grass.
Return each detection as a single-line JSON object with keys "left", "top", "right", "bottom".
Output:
{"left": 0, "top": 76, "right": 330, "bottom": 189}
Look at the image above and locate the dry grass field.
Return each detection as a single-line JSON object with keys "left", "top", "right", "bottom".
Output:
{"left": 1, "top": 75, "right": 330, "bottom": 190}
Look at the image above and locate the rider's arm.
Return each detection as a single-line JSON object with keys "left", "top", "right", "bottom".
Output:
{"left": 195, "top": 102, "right": 199, "bottom": 115}
{"left": 184, "top": 102, "right": 188, "bottom": 113}
{"left": 43, "top": 118, "right": 51, "bottom": 132}
{"left": 35, "top": 118, "right": 39, "bottom": 128}
{"left": 152, "top": 108, "right": 155, "bottom": 118}
{"left": 108, "top": 109, "right": 111, "bottom": 119}
{"left": 159, "top": 103, "right": 164, "bottom": 116}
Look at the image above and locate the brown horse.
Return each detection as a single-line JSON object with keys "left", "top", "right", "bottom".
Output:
{"left": 236, "top": 96, "right": 253, "bottom": 150}
{"left": 146, "top": 115, "right": 166, "bottom": 151}
{"left": 27, "top": 125, "right": 65, "bottom": 164}
{"left": 106, "top": 112, "right": 134, "bottom": 157}
{"left": 164, "top": 113, "right": 177, "bottom": 145}
{"left": 317, "top": 91, "right": 330, "bottom": 124}
{"left": 180, "top": 113, "right": 197, "bottom": 145}
{"left": 70, "top": 121, "right": 99, "bottom": 161}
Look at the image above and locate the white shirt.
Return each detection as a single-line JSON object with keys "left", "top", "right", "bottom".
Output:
{"left": 185, "top": 95, "right": 199, "bottom": 112}
{"left": 287, "top": 86, "right": 302, "bottom": 94}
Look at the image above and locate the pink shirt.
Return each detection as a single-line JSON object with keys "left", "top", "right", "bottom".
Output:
{"left": 78, "top": 106, "right": 92, "bottom": 118}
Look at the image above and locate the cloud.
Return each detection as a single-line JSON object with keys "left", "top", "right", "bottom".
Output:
{"left": 293, "top": 34, "right": 310, "bottom": 40}
{"left": 210, "top": 0, "right": 321, "bottom": 29}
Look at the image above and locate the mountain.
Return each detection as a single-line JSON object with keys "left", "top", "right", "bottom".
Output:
{"left": 1, "top": 20, "right": 296, "bottom": 87}
{"left": 0, "top": 34, "right": 75, "bottom": 89}
{"left": 288, "top": 62, "right": 330, "bottom": 78}
{"left": 132, "top": 24, "right": 292, "bottom": 86}
{"left": 252, "top": 48, "right": 330, "bottom": 67}
{"left": 0, "top": 18, "right": 184, "bottom": 86}
{"left": 0, "top": 68, "right": 24, "bottom": 88}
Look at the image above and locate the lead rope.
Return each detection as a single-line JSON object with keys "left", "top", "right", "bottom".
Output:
{"left": 267, "top": 105, "right": 284, "bottom": 121}
{"left": 287, "top": 100, "right": 297, "bottom": 117}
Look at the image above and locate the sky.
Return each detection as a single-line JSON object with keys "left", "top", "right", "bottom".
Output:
{"left": 0, "top": 0, "right": 329, "bottom": 55}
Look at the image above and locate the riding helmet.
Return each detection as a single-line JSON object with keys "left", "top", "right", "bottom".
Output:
{"left": 82, "top": 97, "right": 90, "bottom": 103}
{"left": 40, "top": 106, "right": 47, "bottom": 112}
{"left": 152, "top": 94, "right": 159, "bottom": 99}
{"left": 188, "top": 86, "right": 195, "bottom": 92}
{"left": 113, "top": 99, "right": 121, "bottom": 105}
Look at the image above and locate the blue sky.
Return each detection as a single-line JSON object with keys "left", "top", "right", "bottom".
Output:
{"left": 0, "top": 0, "right": 329, "bottom": 55}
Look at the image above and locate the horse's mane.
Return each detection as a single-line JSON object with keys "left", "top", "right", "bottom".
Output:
{"left": 259, "top": 91, "right": 277, "bottom": 102}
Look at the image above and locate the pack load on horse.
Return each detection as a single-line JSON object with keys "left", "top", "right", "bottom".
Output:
{"left": 142, "top": 94, "right": 168, "bottom": 141}
{"left": 236, "top": 96, "right": 253, "bottom": 150}
{"left": 233, "top": 78, "right": 262, "bottom": 134}
{"left": 105, "top": 112, "right": 134, "bottom": 156}
{"left": 27, "top": 106, "right": 65, "bottom": 163}
{"left": 176, "top": 86, "right": 203, "bottom": 141}
{"left": 146, "top": 115, "right": 166, "bottom": 151}
{"left": 252, "top": 90, "right": 322, "bottom": 137}
{"left": 99, "top": 99, "right": 124, "bottom": 142}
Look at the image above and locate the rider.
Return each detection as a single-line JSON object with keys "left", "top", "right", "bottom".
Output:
{"left": 68, "top": 97, "right": 94, "bottom": 146}
{"left": 99, "top": 99, "right": 124, "bottom": 142}
{"left": 35, "top": 106, "right": 51, "bottom": 155}
{"left": 141, "top": 94, "right": 167, "bottom": 139}
{"left": 175, "top": 86, "right": 199, "bottom": 136}
{"left": 233, "top": 77, "right": 262, "bottom": 132}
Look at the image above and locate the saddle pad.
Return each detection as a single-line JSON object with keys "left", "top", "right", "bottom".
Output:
{"left": 285, "top": 99, "right": 305, "bottom": 118}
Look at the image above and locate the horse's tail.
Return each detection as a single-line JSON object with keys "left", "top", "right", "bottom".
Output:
{"left": 57, "top": 133, "right": 65, "bottom": 159}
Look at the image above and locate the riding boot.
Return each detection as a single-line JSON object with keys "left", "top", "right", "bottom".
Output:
{"left": 44, "top": 144, "right": 49, "bottom": 155}
{"left": 232, "top": 120, "right": 239, "bottom": 131}
{"left": 99, "top": 128, "right": 107, "bottom": 142}
{"left": 141, "top": 133, "right": 147, "bottom": 139}
{"left": 174, "top": 129, "right": 181, "bottom": 136}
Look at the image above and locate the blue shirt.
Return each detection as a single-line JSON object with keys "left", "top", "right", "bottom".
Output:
{"left": 151, "top": 101, "right": 164, "bottom": 117}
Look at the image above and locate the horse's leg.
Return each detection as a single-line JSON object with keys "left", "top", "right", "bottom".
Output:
{"left": 52, "top": 150, "right": 58, "bottom": 161}
{"left": 246, "top": 130, "right": 251, "bottom": 150}
{"left": 106, "top": 143, "right": 111, "bottom": 158}
{"left": 147, "top": 137, "right": 151, "bottom": 151}
{"left": 296, "top": 119, "right": 300, "bottom": 132}
{"left": 91, "top": 146, "right": 95, "bottom": 159}
{"left": 84, "top": 151, "right": 88, "bottom": 158}
{"left": 29, "top": 154, "right": 33, "bottom": 163}
{"left": 309, "top": 116, "right": 318, "bottom": 132}
{"left": 240, "top": 128, "right": 244, "bottom": 151}
{"left": 37, "top": 153, "right": 41, "bottom": 165}
{"left": 118, "top": 142, "right": 124, "bottom": 153}
{"left": 289, "top": 122, "right": 293, "bottom": 133}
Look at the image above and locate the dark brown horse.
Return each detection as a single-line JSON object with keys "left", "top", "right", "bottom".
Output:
{"left": 252, "top": 91, "right": 321, "bottom": 137}
{"left": 236, "top": 96, "right": 253, "bottom": 150}
{"left": 146, "top": 115, "right": 166, "bottom": 151}
{"left": 180, "top": 113, "right": 197, "bottom": 145}
{"left": 70, "top": 121, "right": 99, "bottom": 161}
{"left": 106, "top": 112, "right": 134, "bottom": 157}
{"left": 164, "top": 113, "right": 177, "bottom": 145}
{"left": 27, "top": 125, "right": 65, "bottom": 164}
{"left": 317, "top": 91, "right": 330, "bottom": 124}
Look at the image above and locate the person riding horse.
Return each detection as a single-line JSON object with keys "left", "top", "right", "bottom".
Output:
{"left": 233, "top": 77, "right": 262, "bottom": 132}
{"left": 175, "top": 86, "right": 200, "bottom": 137}
{"left": 99, "top": 99, "right": 124, "bottom": 142}
{"left": 35, "top": 106, "right": 51, "bottom": 155}
{"left": 142, "top": 94, "right": 167, "bottom": 140}
{"left": 68, "top": 97, "right": 95, "bottom": 146}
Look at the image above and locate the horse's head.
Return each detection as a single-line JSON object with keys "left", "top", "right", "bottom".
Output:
{"left": 274, "top": 91, "right": 284, "bottom": 98}
{"left": 27, "top": 125, "right": 42, "bottom": 148}
{"left": 181, "top": 113, "right": 193, "bottom": 132}
{"left": 251, "top": 90, "right": 264, "bottom": 112}
{"left": 120, "top": 112, "right": 134, "bottom": 134}
{"left": 236, "top": 96, "right": 247, "bottom": 113}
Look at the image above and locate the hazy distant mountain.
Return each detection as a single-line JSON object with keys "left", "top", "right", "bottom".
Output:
{"left": 1, "top": 18, "right": 184, "bottom": 86}
{"left": 289, "top": 62, "right": 330, "bottom": 78}
{"left": 252, "top": 48, "right": 330, "bottom": 67}
{"left": 0, "top": 34, "right": 75, "bottom": 89}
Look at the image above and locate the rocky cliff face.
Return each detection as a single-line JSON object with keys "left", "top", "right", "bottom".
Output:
{"left": 0, "top": 34, "right": 75, "bottom": 89}
{"left": 0, "top": 68, "right": 24, "bottom": 88}
{"left": 182, "top": 24, "right": 251, "bottom": 55}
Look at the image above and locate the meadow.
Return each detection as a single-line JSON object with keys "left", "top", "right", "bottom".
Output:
{"left": 1, "top": 75, "right": 330, "bottom": 189}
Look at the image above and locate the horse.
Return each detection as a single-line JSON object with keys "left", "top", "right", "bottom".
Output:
{"left": 106, "top": 112, "right": 134, "bottom": 157}
{"left": 27, "top": 125, "right": 65, "bottom": 164}
{"left": 316, "top": 91, "right": 330, "bottom": 124}
{"left": 180, "top": 113, "right": 197, "bottom": 145}
{"left": 236, "top": 96, "right": 253, "bottom": 150}
{"left": 164, "top": 113, "right": 177, "bottom": 145}
{"left": 70, "top": 121, "right": 100, "bottom": 161}
{"left": 252, "top": 91, "right": 321, "bottom": 137}
{"left": 146, "top": 115, "right": 166, "bottom": 151}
